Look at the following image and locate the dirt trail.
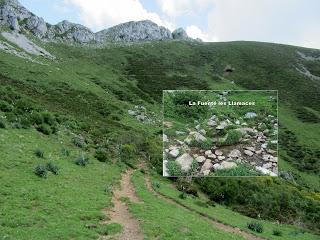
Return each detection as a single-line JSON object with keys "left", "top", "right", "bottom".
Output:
{"left": 144, "top": 175, "right": 265, "bottom": 240}
{"left": 102, "top": 169, "right": 143, "bottom": 240}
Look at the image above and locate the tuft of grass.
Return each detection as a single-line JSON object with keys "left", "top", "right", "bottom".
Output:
{"left": 213, "top": 164, "right": 262, "bottom": 176}
{"left": 220, "top": 129, "right": 242, "bottom": 146}
{"left": 152, "top": 181, "right": 160, "bottom": 189}
{"left": 34, "top": 164, "right": 48, "bottom": 178}
{"left": 247, "top": 221, "right": 263, "bottom": 233}
{"left": 46, "top": 162, "right": 59, "bottom": 175}
{"left": 179, "top": 192, "right": 187, "bottom": 199}
{"left": 96, "top": 223, "right": 123, "bottom": 236}
{"left": 166, "top": 161, "right": 183, "bottom": 176}
{"left": 35, "top": 148, "right": 44, "bottom": 158}
{"left": 0, "top": 120, "right": 6, "bottom": 128}
{"left": 273, "top": 229, "right": 282, "bottom": 236}
{"left": 75, "top": 154, "right": 89, "bottom": 166}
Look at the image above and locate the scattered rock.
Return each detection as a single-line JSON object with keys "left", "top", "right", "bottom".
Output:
{"left": 244, "top": 150, "right": 254, "bottom": 156}
{"left": 163, "top": 134, "right": 168, "bottom": 142}
{"left": 244, "top": 112, "right": 257, "bottom": 119}
{"left": 207, "top": 119, "right": 217, "bottom": 127}
{"left": 255, "top": 166, "right": 277, "bottom": 176}
{"left": 128, "top": 110, "right": 136, "bottom": 115}
{"left": 175, "top": 153, "right": 194, "bottom": 172}
{"left": 219, "top": 161, "right": 237, "bottom": 170}
{"left": 245, "top": 146, "right": 255, "bottom": 152}
{"left": 205, "top": 150, "right": 213, "bottom": 156}
{"left": 169, "top": 149, "right": 180, "bottom": 158}
{"left": 228, "top": 149, "right": 241, "bottom": 158}
{"left": 216, "top": 121, "right": 228, "bottom": 130}
{"left": 215, "top": 150, "right": 223, "bottom": 156}
{"left": 176, "top": 131, "right": 185, "bottom": 135}
{"left": 196, "top": 156, "right": 206, "bottom": 163}
{"left": 200, "top": 159, "right": 213, "bottom": 173}
{"left": 208, "top": 154, "right": 216, "bottom": 159}
{"left": 263, "top": 154, "right": 274, "bottom": 162}
{"left": 213, "top": 163, "right": 221, "bottom": 170}
{"left": 218, "top": 156, "right": 226, "bottom": 161}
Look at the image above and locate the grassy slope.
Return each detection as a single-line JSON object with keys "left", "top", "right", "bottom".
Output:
{"left": 148, "top": 172, "right": 319, "bottom": 240}
{"left": 0, "top": 38, "right": 319, "bottom": 238}
{"left": 0, "top": 128, "right": 123, "bottom": 239}
{"left": 130, "top": 171, "right": 244, "bottom": 240}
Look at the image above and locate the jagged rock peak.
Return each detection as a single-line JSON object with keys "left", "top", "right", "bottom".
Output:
{"left": 172, "top": 28, "right": 189, "bottom": 40}
{"left": 0, "top": 0, "right": 199, "bottom": 44}
{"left": 95, "top": 20, "right": 173, "bottom": 43}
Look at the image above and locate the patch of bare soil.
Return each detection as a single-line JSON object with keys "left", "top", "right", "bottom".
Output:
{"left": 101, "top": 169, "right": 143, "bottom": 240}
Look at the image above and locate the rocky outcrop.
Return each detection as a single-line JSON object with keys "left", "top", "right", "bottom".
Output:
{"left": 172, "top": 28, "right": 189, "bottom": 40}
{"left": 0, "top": 1, "right": 195, "bottom": 44}
{"left": 96, "top": 20, "right": 172, "bottom": 43}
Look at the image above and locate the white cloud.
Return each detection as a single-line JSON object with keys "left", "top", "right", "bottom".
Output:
{"left": 156, "top": 0, "right": 212, "bottom": 17}
{"left": 66, "top": 0, "right": 175, "bottom": 31}
{"left": 207, "top": 0, "right": 320, "bottom": 48}
{"left": 186, "top": 25, "right": 209, "bottom": 41}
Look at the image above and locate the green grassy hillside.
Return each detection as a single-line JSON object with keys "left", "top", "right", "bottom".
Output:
{"left": 0, "top": 39, "right": 319, "bottom": 238}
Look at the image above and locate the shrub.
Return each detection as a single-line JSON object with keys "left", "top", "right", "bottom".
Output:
{"left": 166, "top": 161, "right": 183, "bottom": 176}
{"left": 35, "top": 149, "right": 44, "bottom": 158}
{"left": 73, "top": 135, "right": 86, "bottom": 148}
{"left": 42, "top": 112, "right": 56, "bottom": 126}
{"left": 46, "top": 162, "right": 59, "bottom": 175}
{"left": 120, "top": 144, "right": 136, "bottom": 160}
{"left": 176, "top": 178, "right": 198, "bottom": 197}
{"left": 61, "top": 148, "right": 70, "bottom": 156}
{"left": 247, "top": 221, "right": 263, "bottom": 233}
{"left": 37, "top": 123, "right": 52, "bottom": 135}
{"left": 95, "top": 148, "right": 109, "bottom": 162}
{"left": 34, "top": 165, "right": 47, "bottom": 178}
{"left": 0, "top": 120, "right": 6, "bottom": 128}
{"left": 30, "top": 112, "right": 44, "bottom": 125}
{"left": 75, "top": 154, "right": 89, "bottom": 166}
{"left": 179, "top": 192, "right": 187, "bottom": 199}
{"left": 96, "top": 223, "right": 123, "bottom": 235}
{"left": 0, "top": 100, "right": 13, "bottom": 112}
{"left": 220, "top": 129, "right": 242, "bottom": 146}
{"left": 214, "top": 164, "right": 261, "bottom": 177}
{"left": 272, "top": 229, "right": 282, "bottom": 236}
{"left": 152, "top": 181, "right": 160, "bottom": 189}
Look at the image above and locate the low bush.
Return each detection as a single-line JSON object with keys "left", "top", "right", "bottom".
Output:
{"left": 46, "top": 162, "right": 59, "bottom": 175}
{"left": 73, "top": 135, "right": 86, "bottom": 148}
{"left": 75, "top": 154, "right": 89, "bottom": 166}
{"left": 152, "top": 181, "right": 160, "bottom": 189}
{"left": 95, "top": 148, "right": 109, "bottom": 162}
{"left": 0, "top": 120, "right": 6, "bottom": 128}
{"left": 220, "top": 129, "right": 242, "bottom": 146}
{"left": 37, "top": 123, "right": 52, "bottom": 135}
{"left": 61, "top": 148, "right": 70, "bottom": 156}
{"left": 0, "top": 100, "right": 13, "bottom": 112}
{"left": 34, "top": 165, "right": 47, "bottom": 178}
{"left": 35, "top": 149, "right": 44, "bottom": 158}
{"left": 166, "top": 161, "right": 183, "bottom": 176}
{"left": 272, "top": 229, "right": 282, "bottom": 236}
{"left": 179, "top": 192, "right": 187, "bottom": 199}
{"left": 247, "top": 221, "right": 263, "bottom": 233}
{"left": 176, "top": 178, "right": 198, "bottom": 197}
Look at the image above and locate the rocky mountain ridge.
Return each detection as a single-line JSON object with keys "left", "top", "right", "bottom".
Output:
{"left": 0, "top": 0, "right": 196, "bottom": 44}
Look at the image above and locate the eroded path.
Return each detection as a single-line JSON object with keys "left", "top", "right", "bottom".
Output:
{"left": 102, "top": 169, "right": 143, "bottom": 240}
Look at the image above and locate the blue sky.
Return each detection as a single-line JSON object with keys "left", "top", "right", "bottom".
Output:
{"left": 19, "top": 0, "right": 320, "bottom": 49}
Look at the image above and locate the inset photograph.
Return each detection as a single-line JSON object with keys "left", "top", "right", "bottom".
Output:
{"left": 163, "top": 90, "right": 278, "bottom": 177}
